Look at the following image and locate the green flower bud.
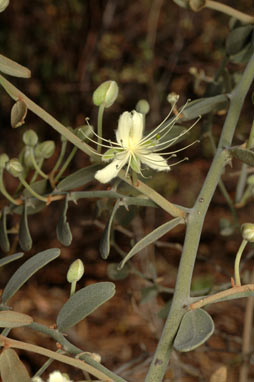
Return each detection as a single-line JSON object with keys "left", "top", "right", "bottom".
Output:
{"left": 35, "top": 141, "right": 55, "bottom": 159}
{"left": 23, "top": 147, "right": 33, "bottom": 168}
{"left": 6, "top": 158, "right": 24, "bottom": 177}
{"left": 75, "top": 125, "right": 94, "bottom": 140}
{"left": 190, "top": 0, "right": 206, "bottom": 11}
{"left": 67, "top": 259, "right": 85, "bottom": 283}
{"left": 0, "top": 153, "right": 9, "bottom": 169}
{"left": 92, "top": 80, "right": 119, "bottom": 108}
{"left": 136, "top": 99, "right": 150, "bottom": 115}
{"left": 23, "top": 129, "right": 38, "bottom": 146}
{"left": 241, "top": 223, "right": 254, "bottom": 242}
{"left": 247, "top": 175, "right": 254, "bottom": 185}
{"left": 0, "top": 0, "right": 9, "bottom": 13}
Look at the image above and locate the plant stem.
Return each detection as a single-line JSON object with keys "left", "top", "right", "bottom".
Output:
{"left": 55, "top": 146, "right": 77, "bottom": 182}
{"left": 234, "top": 239, "right": 248, "bottom": 286}
{"left": 205, "top": 1, "right": 254, "bottom": 24}
{"left": 97, "top": 104, "right": 105, "bottom": 153}
{"left": 18, "top": 176, "right": 48, "bottom": 203}
{"left": 145, "top": 50, "right": 254, "bottom": 382}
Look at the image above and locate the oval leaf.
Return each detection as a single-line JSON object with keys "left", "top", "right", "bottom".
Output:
{"left": 0, "top": 349, "right": 30, "bottom": 382}
{"left": 0, "top": 54, "right": 31, "bottom": 78}
{"left": 181, "top": 94, "right": 229, "bottom": 121}
{"left": 226, "top": 25, "right": 254, "bottom": 56}
{"left": 56, "top": 198, "right": 72, "bottom": 246}
{"left": 18, "top": 201, "right": 32, "bottom": 251}
{"left": 1, "top": 248, "right": 61, "bottom": 304}
{"left": 119, "top": 216, "right": 184, "bottom": 269}
{"left": 174, "top": 308, "right": 214, "bottom": 352}
{"left": 56, "top": 165, "right": 100, "bottom": 192}
{"left": 230, "top": 146, "right": 254, "bottom": 166}
{"left": 0, "top": 311, "right": 33, "bottom": 328}
{"left": 57, "top": 282, "right": 115, "bottom": 331}
{"left": 0, "top": 252, "right": 24, "bottom": 267}
{"left": 0, "top": 207, "right": 10, "bottom": 253}
{"left": 107, "top": 263, "right": 130, "bottom": 280}
{"left": 11, "top": 100, "right": 27, "bottom": 128}
{"left": 99, "top": 200, "right": 121, "bottom": 259}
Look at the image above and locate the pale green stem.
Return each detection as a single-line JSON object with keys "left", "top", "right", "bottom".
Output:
{"left": 18, "top": 176, "right": 47, "bottom": 202}
{"left": 235, "top": 119, "right": 254, "bottom": 203}
{"left": 97, "top": 104, "right": 105, "bottom": 153}
{"left": 55, "top": 146, "right": 77, "bottom": 182}
{"left": 145, "top": 50, "right": 254, "bottom": 382}
{"left": 205, "top": 0, "right": 254, "bottom": 24}
{"left": 30, "top": 158, "right": 44, "bottom": 184}
{"left": 70, "top": 281, "right": 77, "bottom": 296}
{"left": 33, "top": 349, "right": 63, "bottom": 378}
{"left": 51, "top": 140, "right": 67, "bottom": 175}
{"left": 30, "top": 148, "right": 48, "bottom": 179}
{"left": 0, "top": 170, "right": 20, "bottom": 205}
{"left": 234, "top": 239, "right": 248, "bottom": 287}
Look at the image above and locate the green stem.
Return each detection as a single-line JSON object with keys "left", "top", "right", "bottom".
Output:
{"left": 30, "top": 148, "right": 48, "bottom": 179}
{"left": 0, "top": 170, "right": 21, "bottom": 205}
{"left": 205, "top": 0, "right": 254, "bottom": 24}
{"left": 145, "top": 50, "right": 254, "bottom": 382}
{"left": 70, "top": 281, "right": 77, "bottom": 296}
{"left": 97, "top": 104, "right": 105, "bottom": 153}
{"left": 30, "top": 158, "right": 44, "bottom": 184}
{"left": 51, "top": 140, "right": 67, "bottom": 175}
{"left": 18, "top": 176, "right": 47, "bottom": 202}
{"left": 55, "top": 146, "right": 77, "bottom": 182}
{"left": 33, "top": 349, "right": 62, "bottom": 377}
{"left": 234, "top": 239, "right": 248, "bottom": 286}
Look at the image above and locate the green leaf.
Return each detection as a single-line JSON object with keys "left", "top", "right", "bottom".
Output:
{"left": 226, "top": 25, "right": 254, "bottom": 56}
{"left": 56, "top": 165, "right": 100, "bottom": 192}
{"left": 18, "top": 201, "right": 32, "bottom": 251}
{"left": 56, "top": 197, "right": 72, "bottom": 246}
{"left": 1, "top": 248, "right": 60, "bottom": 304}
{"left": 107, "top": 263, "right": 130, "bottom": 280}
{"left": 0, "top": 310, "right": 33, "bottom": 328}
{"left": 230, "top": 146, "right": 254, "bottom": 166}
{"left": 119, "top": 216, "right": 184, "bottom": 269}
{"left": 0, "top": 349, "right": 30, "bottom": 382}
{"left": 230, "top": 42, "right": 254, "bottom": 64}
{"left": 174, "top": 309, "right": 214, "bottom": 352}
{"left": 181, "top": 95, "right": 229, "bottom": 121}
{"left": 56, "top": 282, "right": 115, "bottom": 331}
{"left": 0, "top": 207, "right": 10, "bottom": 253}
{"left": 140, "top": 286, "right": 158, "bottom": 304}
{"left": 99, "top": 200, "right": 121, "bottom": 259}
{"left": 0, "top": 253, "right": 24, "bottom": 267}
{"left": 0, "top": 54, "right": 31, "bottom": 78}
{"left": 10, "top": 100, "right": 27, "bottom": 128}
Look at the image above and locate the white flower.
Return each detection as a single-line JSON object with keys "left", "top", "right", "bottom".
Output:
{"left": 94, "top": 110, "right": 176, "bottom": 184}
{"left": 47, "top": 371, "right": 72, "bottom": 382}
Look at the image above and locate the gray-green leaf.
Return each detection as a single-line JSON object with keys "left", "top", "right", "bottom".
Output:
{"left": 56, "top": 165, "right": 100, "bottom": 192}
{"left": 0, "top": 310, "right": 33, "bottom": 328}
{"left": 57, "top": 282, "right": 115, "bottom": 331}
{"left": 56, "top": 197, "right": 72, "bottom": 246}
{"left": 174, "top": 308, "right": 214, "bottom": 352}
{"left": 1, "top": 248, "right": 60, "bottom": 304}
{"left": 230, "top": 146, "right": 254, "bottom": 166}
{"left": 99, "top": 200, "right": 121, "bottom": 259}
{"left": 119, "top": 216, "right": 184, "bottom": 269}
{"left": 0, "top": 349, "right": 30, "bottom": 382}
{"left": 0, "top": 253, "right": 24, "bottom": 267}
{"left": 10, "top": 100, "right": 27, "bottom": 128}
{"left": 18, "top": 201, "right": 32, "bottom": 251}
{"left": 0, "top": 207, "right": 10, "bottom": 253}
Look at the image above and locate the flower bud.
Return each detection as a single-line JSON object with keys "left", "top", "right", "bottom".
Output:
{"left": 23, "top": 146, "right": 34, "bottom": 168}
{"left": 0, "top": 0, "right": 9, "bottom": 13}
{"left": 136, "top": 99, "right": 150, "bottom": 115}
{"left": 247, "top": 175, "right": 254, "bottom": 186}
{"left": 190, "top": 0, "right": 206, "bottom": 11}
{"left": 92, "top": 80, "right": 119, "bottom": 108}
{"left": 23, "top": 129, "right": 38, "bottom": 146}
{"left": 6, "top": 158, "right": 24, "bottom": 177}
{"left": 35, "top": 141, "right": 55, "bottom": 159}
{"left": 0, "top": 153, "right": 9, "bottom": 169}
{"left": 67, "top": 259, "right": 85, "bottom": 283}
{"left": 167, "top": 92, "right": 180, "bottom": 104}
{"left": 75, "top": 124, "right": 94, "bottom": 141}
{"left": 241, "top": 223, "right": 254, "bottom": 242}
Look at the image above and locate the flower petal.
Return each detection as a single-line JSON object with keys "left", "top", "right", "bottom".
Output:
{"left": 95, "top": 156, "right": 128, "bottom": 183}
{"left": 140, "top": 153, "right": 170, "bottom": 171}
{"left": 129, "top": 111, "right": 144, "bottom": 143}
{"left": 116, "top": 112, "right": 132, "bottom": 146}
